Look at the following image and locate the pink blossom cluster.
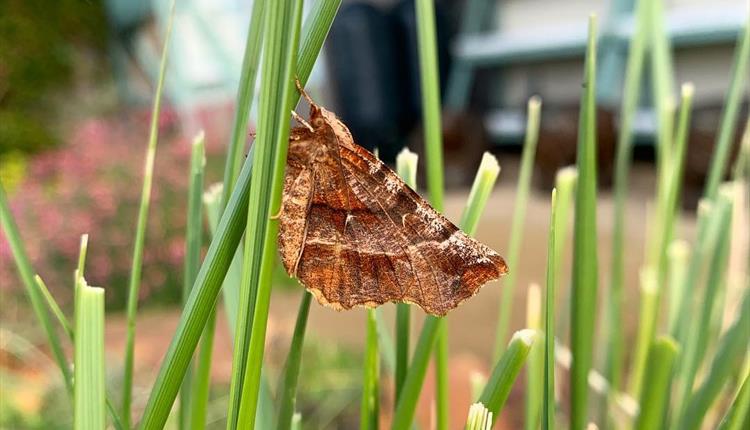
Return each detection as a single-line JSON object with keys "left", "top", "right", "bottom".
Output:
{"left": 1, "top": 105, "right": 233, "bottom": 308}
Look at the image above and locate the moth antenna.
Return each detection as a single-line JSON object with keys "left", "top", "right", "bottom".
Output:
{"left": 291, "top": 110, "right": 314, "bottom": 132}
{"left": 295, "top": 78, "right": 316, "bottom": 107}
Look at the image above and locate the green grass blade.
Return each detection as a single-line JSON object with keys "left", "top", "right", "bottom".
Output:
{"left": 139, "top": 2, "right": 340, "bottom": 426}
{"left": 674, "top": 189, "right": 733, "bottom": 417}
{"left": 604, "top": 0, "right": 650, "bottom": 409}
{"left": 649, "top": 0, "right": 675, "bottom": 173}
{"left": 391, "top": 316, "right": 440, "bottom": 430}
{"left": 74, "top": 281, "right": 106, "bottom": 430}
{"left": 525, "top": 284, "right": 543, "bottom": 430}
{"left": 0, "top": 185, "right": 73, "bottom": 395}
{"left": 233, "top": 0, "right": 303, "bottom": 427}
{"left": 394, "top": 148, "right": 418, "bottom": 402}
{"left": 181, "top": 131, "right": 206, "bottom": 429}
{"left": 276, "top": 292, "right": 313, "bottom": 430}
{"left": 122, "top": 1, "right": 176, "bottom": 425}
{"left": 634, "top": 336, "right": 678, "bottom": 430}
{"left": 494, "top": 96, "right": 542, "bottom": 357}
{"left": 677, "top": 291, "right": 750, "bottom": 430}
{"left": 76, "top": 233, "right": 89, "bottom": 283}
{"left": 570, "top": 15, "right": 599, "bottom": 430}
{"left": 34, "top": 275, "right": 74, "bottom": 340}
{"left": 627, "top": 267, "right": 659, "bottom": 397}
{"left": 460, "top": 152, "right": 501, "bottom": 236}
{"left": 479, "top": 329, "right": 537, "bottom": 426}
{"left": 717, "top": 368, "right": 750, "bottom": 430}
{"left": 414, "top": 0, "right": 448, "bottom": 425}
{"left": 703, "top": 14, "right": 750, "bottom": 199}
{"left": 204, "top": 183, "right": 243, "bottom": 335}
{"left": 666, "top": 240, "right": 690, "bottom": 335}
{"left": 220, "top": 0, "right": 266, "bottom": 207}
{"left": 189, "top": 309, "right": 216, "bottom": 430}
{"left": 360, "top": 309, "right": 380, "bottom": 430}
{"left": 552, "top": 167, "right": 577, "bottom": 342}
{"left": 543, "top": 190, "right": 558, "bottom": 430}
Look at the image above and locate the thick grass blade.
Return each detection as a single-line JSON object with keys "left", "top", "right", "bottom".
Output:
{"left": 414, "top": 0, "right": 448, "bottom": 426}
{"left": 543, "top": 190, "right": 558, "bottom": 430}
{"left": 633, "top": 337, "right": 678, "bottom": 430}
{"left": 676, "top": 287, "right": 750, "bottom": 430}
{"left": 717, "top": 369, "right": 750, "bottom": 430}
{"left": 494, "top": 96, "right": 542, "bottom": 357}
{"left": 122, "top": 1, "right": 176, "bottom": 425}
{"left": 703, "top": 14, "right": 750, "bottom": 200}
{"left": 180, "top": 131, "right": 206, "bottom": 429}
{"left": 391, "top": 152, "right": 500, "bottom": 429}
{"left": 570, "top": 15, "right": 599, "bottom": 430}
{"left": 360, "top": 309, "right": 380, "bottom": 430}
{"left": 276, "top": 292, "right": 313, "bottom": 430}
{"left": 479, "top": 329, "right": 537, "bottom": 427}
{"left": 0, "top": 185, "right": 72, "bottom": 395}
{"left": 138, "top": 2, "right": 340, "bottom": 427}
{"left": 395, "top": 148, "right": 418, "bottom": 403}
{"left": 74, "top": 281, "right": 106, "bottom": 430}
{"left": 233, "top": 0, "right": 303, "bottom": 427}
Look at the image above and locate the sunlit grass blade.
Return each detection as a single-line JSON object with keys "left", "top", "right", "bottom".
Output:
{"left": 414, "top": 0, "right": 448, "bottom": 425}
{"left": 221, "top": 0, "right": 266, "bottom": 206}
{"left": 633, "top": 336, "right": 678, "bottom": 430}
{"left": 525, "top": 284, "right": 542, "bottom": 430}
{"left": 460, "top": 153, "right": 501, "bottom": 235}
{"left": 703, "top": 14, "right": 750, "bottom": 199}
{"left": 494, "top": 95, "right": 542, "bottom": 357}
{"left": 570, "top": 15, "right": 599, "bottom": 430}
{"left": 395, "top": 148, "right": 418, "bottom": 402}
{"left": 676, "top": 291, "right": 750, "bottom": 430}
{"left": 276, "top": 292, "right": 312, "bottom": 430}
{"left": 233, "top": 0, "right": 303, "bottom": 427}
{"left": 543, "top": 189, "right": 558, "bottom": 430}
{"left": 674, "top": 188, "right": 733, "bottom": 417}
{"left": 717, "top": 368, "right": 750, "bottom": 430}
{"left": 180, "top": 131, "right": 206, "bottom": 429}
{"left": 360, "top": 309, "right": 380, "bottom": 430}
{"left": 391, "top": 152, "right": 500, "bottom": 429}
{"left": 466, "top": 403, "right": 492, "bottom": 430}
{"left": 139, "top": 2, "right": 340, "bottom": 427}
{"left": 479, "top": 329, "right": 537, "bottom": 427}
{"left": 122, "top": 1, "right": 176, "bottom": 425}
{"left": 649, "top": 0, "right": 675, "bottom": 173}
{"left": 0, "top": 185, "right": 72, "bottom": 395}
{"left": 74, "top": 280, "right": 105, "bottom": 430}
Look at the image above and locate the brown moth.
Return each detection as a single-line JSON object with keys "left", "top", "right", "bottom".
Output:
{"left": 277, "top": 82, "right": 508, "bottom": 316}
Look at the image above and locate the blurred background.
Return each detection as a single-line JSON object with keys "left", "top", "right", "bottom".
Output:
{"left": 0, "top": 0, "right": 747, "bottom": 428}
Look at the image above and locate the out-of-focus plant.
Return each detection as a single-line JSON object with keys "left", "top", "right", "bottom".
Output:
{"left": 0, "top": 113, "right": 223, "bottom": 308}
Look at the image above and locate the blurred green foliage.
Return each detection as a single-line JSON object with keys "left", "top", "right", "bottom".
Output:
{"left": 0, "top": 0, "right": 108, "bottom": 154}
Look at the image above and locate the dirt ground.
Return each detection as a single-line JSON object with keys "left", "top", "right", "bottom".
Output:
{"left": 89, "top": 158, "right": 696, "bottom": 428}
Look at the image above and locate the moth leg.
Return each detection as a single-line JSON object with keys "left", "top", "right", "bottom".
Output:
{"left": 295, "top": 77, "right": 316, "bottom": 107}
{"left": 291, "top": 110, "right": 314, "bottom": 132}
{"left": 269, "top": 208, "right": 283, "bottom": 220}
